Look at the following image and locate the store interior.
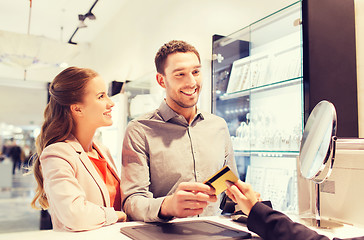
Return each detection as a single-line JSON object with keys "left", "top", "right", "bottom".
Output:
{"left": 0, "top": 0, "right": 364, "bottom": 235}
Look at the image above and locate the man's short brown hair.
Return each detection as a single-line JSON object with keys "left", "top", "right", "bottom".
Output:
{"left": 154, "top": 40, "right": 201, "bottom": 75}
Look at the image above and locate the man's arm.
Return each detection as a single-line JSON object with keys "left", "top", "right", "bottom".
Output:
{"left": 223, "top": 121, "right": 239, "bottom": 176}
{"left": 121, "top": 122, "right": 164, "bottom": 222}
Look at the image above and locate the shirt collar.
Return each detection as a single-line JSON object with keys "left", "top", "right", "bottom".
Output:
{"left": 157, "top": 100, "right": 205, "bottom": 123}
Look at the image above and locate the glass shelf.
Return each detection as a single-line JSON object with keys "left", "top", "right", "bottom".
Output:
{"left": 234, "top": 150, "right": 299, "bottom": 158}
{"left": 219, "top": 77, "right": 302, "bottom": 100}
{"left": 212, "top": 1, "right": 302, "bottom": 213}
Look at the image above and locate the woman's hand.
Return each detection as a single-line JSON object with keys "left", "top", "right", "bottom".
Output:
{"left": 116, "top": 211, "right": 127, "bottom": 222}
{"left": 225, "top": 180, "right": 259, "bottom": 216}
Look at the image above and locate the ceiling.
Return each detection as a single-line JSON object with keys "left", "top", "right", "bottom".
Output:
{"left": 0, "top": 0, "right": 297, "bottom": 129}
{"left": 0, "top": 0, "right": 126, "bottom": 128}
{"left": 0, "top": 0, "right": 126, "bottom": 44}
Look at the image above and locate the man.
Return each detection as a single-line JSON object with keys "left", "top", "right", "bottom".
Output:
{"left": 121, "top": 40, "right": 238, "bottom": 222}
{"left": 8, "top": 138, "right": 22, "bottom": 175}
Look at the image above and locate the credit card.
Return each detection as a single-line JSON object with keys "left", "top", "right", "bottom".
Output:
{"left": 203, "top": 166, "right": 239, "bottom": 195}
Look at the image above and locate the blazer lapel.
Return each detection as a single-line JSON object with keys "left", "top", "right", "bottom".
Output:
{"left": 65, "top": 136, "right": 111, "bottom": 207}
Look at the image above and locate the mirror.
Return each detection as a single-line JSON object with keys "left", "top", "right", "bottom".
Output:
{"left": 299, "top": 100, "right": 337, "bottom": 182}
{"left": 299, "top": 100, "right": 342, "bottom": 228}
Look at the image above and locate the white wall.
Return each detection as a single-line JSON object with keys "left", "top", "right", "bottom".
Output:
{"left": 355, "top": 0, "right": 364, "bottom": 137}
{"left": 72, "top": 0, "right": 297, "bottom": 112}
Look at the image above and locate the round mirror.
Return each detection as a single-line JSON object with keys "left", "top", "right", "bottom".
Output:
{"left": 299, "top": 100, "right": 337, "bottom": 182}
{"left": 299, "top": 100, "right": 342, "bottom": 228}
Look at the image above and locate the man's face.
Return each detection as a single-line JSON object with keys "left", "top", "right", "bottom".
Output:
{"left": 157, "top": 52, "right": 202, "bottom": 113}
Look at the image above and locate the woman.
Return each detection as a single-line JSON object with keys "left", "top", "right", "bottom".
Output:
{"left": 226, "top": 180, "right": 364, "bottom": 240}
{"left": 31, "top": 67, "right": 126, "bottom": 231}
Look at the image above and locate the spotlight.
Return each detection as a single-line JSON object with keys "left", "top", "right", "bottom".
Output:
{"left": 78, "top": 14, "right": 86, "bottom": 21}
{"left": 85, "top": 12, "right": 96, "bottom": 20}
{"left": 68, "top": 0, "right": 99, "bottom": 44}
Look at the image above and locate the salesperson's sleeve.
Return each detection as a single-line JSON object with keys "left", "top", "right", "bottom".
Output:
{"left": 247, "top": 202, "right": 335, "bottom": 240}
{"left": 41, "top": 143, "right": 118, "bottom": 231}
{"left": 121, "top": 121, "right": 166, "bottom": 222}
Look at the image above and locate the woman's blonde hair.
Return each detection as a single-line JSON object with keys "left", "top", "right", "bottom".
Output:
{"left": 31, "top": 66, "right": 98, "bottom": 209}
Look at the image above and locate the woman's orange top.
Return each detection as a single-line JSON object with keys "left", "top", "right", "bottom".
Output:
{"left": 89, "top": 153, "right": 121, "bottom": 211}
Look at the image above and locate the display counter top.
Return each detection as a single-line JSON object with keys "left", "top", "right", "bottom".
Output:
{"left": 1, "top": 215, "right": 364, "bottom": 240}
{"left": 289, "top": 214, "right": 364, "bottom": 240}
{"left": 0, "top": 216, "right": 256, "bottom": 240}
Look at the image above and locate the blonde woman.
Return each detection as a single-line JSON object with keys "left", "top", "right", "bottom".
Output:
{"left": 31, "top": 67, "right": 126, "bottom": 231}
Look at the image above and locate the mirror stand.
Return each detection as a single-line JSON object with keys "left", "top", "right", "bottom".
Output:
{"left": 301, "top": 137, "right": 343, "bottom": 229}
{"left": 301, "top": 183, "right": 343, "bottom": 228}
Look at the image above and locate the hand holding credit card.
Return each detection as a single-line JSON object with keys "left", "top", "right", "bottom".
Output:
{"left": 203, "top": 166, "right": 239, "bottom": 195}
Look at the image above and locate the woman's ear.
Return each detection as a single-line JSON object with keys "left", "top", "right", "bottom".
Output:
{"left": 156, "top": 73, "right": 166, "bottom": 88}
{"left": 70, "top": 104, "right": 82, "bottom": 116}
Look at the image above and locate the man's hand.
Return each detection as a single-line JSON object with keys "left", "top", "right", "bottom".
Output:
{"left": 160, "top": 182, "right": 217, "bottom": 218}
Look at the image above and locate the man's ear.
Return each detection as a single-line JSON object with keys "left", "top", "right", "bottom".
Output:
{"left": 156, "top": 73, "right": 166, "bottom": 88}
{"left": 70, "top": 104, "right": 82, "bottom": 116}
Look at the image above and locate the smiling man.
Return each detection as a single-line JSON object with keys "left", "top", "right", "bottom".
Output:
{"left": 121, "top": 40, "right": 238, "bottom": 222}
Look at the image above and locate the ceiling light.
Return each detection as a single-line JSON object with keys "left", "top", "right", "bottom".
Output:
{"left": 0, "top": 30, "right": 79, "bottom": 70}
{"left": 59, "top": 62, "right": 68, "bottom": 68}
{"left": 68, "top": 0, "right": 99, "bottom": 45}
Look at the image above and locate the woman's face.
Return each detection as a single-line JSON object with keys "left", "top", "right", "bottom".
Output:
{"left": 77, "top": 76, "right": 115, "bottom": 129}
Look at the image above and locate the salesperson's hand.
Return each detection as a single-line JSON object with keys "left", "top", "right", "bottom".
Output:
{"left": 116, "top": 211, "right": 127, "bottom": 222}
{"left": 159, "top": 182, "right": 217, "bottom": 218}
{"left": 225, "top": 180, "right": 259, "bottom": 216}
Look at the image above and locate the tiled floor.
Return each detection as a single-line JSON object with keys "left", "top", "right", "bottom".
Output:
{"left": 0, "top": 169, "right": 41, "bottom": 234}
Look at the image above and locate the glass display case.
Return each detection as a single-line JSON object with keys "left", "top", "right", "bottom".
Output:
{"left": 122, "top": 73, "right": 162, "bottom": 122}
{"left": 212, "top": 1, "right": 302, "bottom": 212}
{"left": 97, "top": 74, "right": 163, "bottom": 174}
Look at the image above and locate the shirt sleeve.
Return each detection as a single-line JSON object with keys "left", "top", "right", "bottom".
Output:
{"left": 248, "top": 203, "right": 364, "bottom": 240}
{"left": 247, "top": 202, "right": 332, "bottom": 240}
{"left": 121, "top": 121, "right": 166, "bottom": 222}
{"left": 41, "top": 143, "right": 118, "bottom": 231}
{"left": 223, "top": 120, "right": 239, "bottom": 176}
